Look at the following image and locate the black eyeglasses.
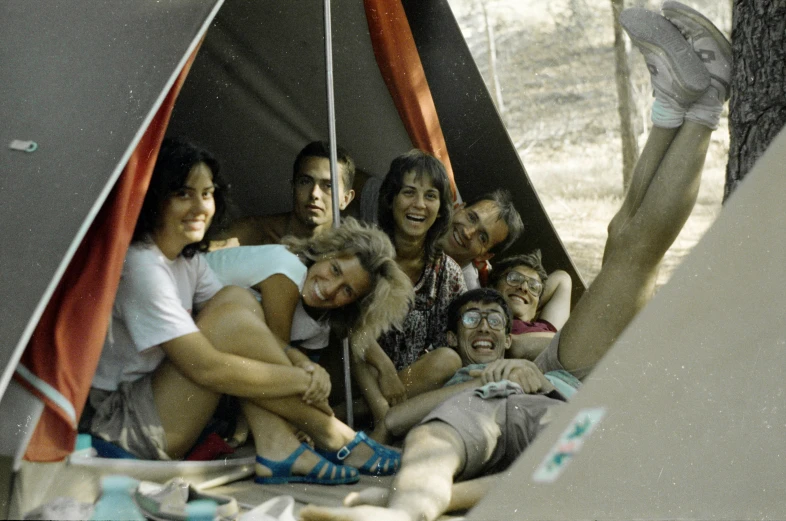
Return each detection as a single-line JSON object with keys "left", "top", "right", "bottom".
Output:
{"left": 505, "top": 271, "right": 544, "bottom": 296}
{"left": 461, "top": 310, "right": 506, "bottom": 331}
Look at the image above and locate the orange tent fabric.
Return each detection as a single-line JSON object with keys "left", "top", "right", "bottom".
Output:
{"left": 364, "top": 0, "right": 457, "bottom": 199}
{"left": 16, "top": 46, "right": 201, "bottom": 463}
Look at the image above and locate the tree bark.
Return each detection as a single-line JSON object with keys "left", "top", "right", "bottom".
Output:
{"left": 726, "top": 0, "right": 786, "bottom": 201}
{"left": 611, "top": 0, "right": 639, "bottom": 191}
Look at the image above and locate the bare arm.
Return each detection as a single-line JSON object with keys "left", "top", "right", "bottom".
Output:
{"left": 384, "top": 380, "right": 479, "bottom": 437}
{"left": 538, "top": 269, "right": 572, "bottom": 329}
{"left": 508, "top": 332, "right": 555, "bottom": 361}
{"left": 356, "top": 338, "right": 407, "bottom": 406}
{"left": 255, "top": 274, "right": 331, "bottom": 404}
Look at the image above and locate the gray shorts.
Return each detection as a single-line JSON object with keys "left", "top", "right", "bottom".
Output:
{"left": 423, "top": 389, "right": 561, "bottom": 480}
{"left": 82, "top": 374, "right": 170, "bottom": 460}
{"left": 422, "top": 332, "right": 590, "bottom": 480}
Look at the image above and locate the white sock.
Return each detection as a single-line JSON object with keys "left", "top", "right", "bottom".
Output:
{"left": 651, "top": 96, "right": 686, "bottom": 128}
{"left": 685, "top": 87, "right": 723, "bottom": 130}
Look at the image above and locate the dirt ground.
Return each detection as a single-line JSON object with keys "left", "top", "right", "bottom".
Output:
{"left": 447, "top": 0, "right": 732, "bottom": 287}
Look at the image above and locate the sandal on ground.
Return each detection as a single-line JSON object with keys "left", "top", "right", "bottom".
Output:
{"left": 254, "top": 443, "right": 360, "bottom": 485}
{"left": 319, "top": 431, "right": 401, "bottom": 476}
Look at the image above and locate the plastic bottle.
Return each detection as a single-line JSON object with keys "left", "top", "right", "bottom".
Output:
{"left": 186, "top": 499, "right": 218, "bottom": 521}
{"left": 89, "top": 475, "right": 146, "bottom": 521}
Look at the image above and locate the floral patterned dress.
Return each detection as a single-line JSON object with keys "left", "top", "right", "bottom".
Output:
{"left": 379, "top": 252, "right": 467, "bottom": 371}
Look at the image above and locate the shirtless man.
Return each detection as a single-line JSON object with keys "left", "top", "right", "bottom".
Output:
{"left": 222, "top": 141, "right": 356, "bottom": 245}
{"left": 300, "top": 2, "right": 730, "bottom": 519}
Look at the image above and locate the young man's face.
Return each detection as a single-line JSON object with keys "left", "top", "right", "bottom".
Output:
{"left": 443, "top": 200, "right": 509, "bottom": 267}
{"left": 495, "top": 265, "right": 542, "bottom": 322}
{"left": 448, "top": 300, "right": 512, "bottom": 366}
{"left": 292, "top": 156, "right": 355, "bottom": 230}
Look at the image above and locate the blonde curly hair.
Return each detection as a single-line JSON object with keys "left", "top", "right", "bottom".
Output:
{"left": 282, "top": 217, "right": 413, "bottom": 341}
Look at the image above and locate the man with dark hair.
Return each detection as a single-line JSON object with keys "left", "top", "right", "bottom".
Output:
{"left": 441, "top": 189, "right": 524, "bottom": 289}
{"left": 490, "top": 250, "right": 573, "bottom": 360}
{"left": 219, "top": 141, "right": 356, "bottom": 245}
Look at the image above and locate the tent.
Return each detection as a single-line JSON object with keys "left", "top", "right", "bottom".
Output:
{"left": 0, "top": 0, "right": 581, "bottom": 514}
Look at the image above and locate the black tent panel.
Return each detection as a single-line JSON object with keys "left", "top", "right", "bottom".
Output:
{"left": 0, "top": 0, "right": 222, "bottom": 398}
{"left": 402, "top": 0, "right": 586, "bottom": 304}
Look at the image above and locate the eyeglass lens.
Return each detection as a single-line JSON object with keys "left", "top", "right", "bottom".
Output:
{"left": 506, "top": 271, "right": 543, "bottom": 294}
{"left": 462, "top": 310, "right": 505, "bottom": 330}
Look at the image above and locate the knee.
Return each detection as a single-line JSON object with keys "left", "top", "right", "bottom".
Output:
{"left": 428, "top": 348, "right": 463, "bottom": 381}
{"left": 197, "top": 286, "right": 264, "bottom": 324}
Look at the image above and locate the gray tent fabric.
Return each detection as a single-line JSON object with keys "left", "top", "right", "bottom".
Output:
{"left": 167, "top": 0, "right": 414, "bottom": 218}
{"left": 469, "top": 126, "right": 786, "bottom": 520}
{"left": 0, "top": 0, "right": 223, "bottom": 402}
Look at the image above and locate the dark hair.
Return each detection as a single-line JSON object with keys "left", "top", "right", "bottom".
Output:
{"left": 377, "top": 149, "right": 453, "bottom": 261}
{"left": 464, "top": 189, "right": 524, "bottom": 254}
{"left": 489, "top": 250, "right": 549, "bottom": 289}
{"left": 447, "top": 288, "right": 513, "bottom": 335}
{"left": 133, "top": 137, "right": 227, "bottom": 258}
{"left": 293, "top": 141, "right": 356, "bottom": 192}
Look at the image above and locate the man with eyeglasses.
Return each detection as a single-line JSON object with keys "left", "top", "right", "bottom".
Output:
{"left": 489, "top": 250, "right": 573, "bottom": 361}
{"left": 303, "top": 287, "right": 579, "bottom": 520}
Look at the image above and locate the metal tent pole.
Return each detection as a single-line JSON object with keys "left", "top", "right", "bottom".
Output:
{"left": 323, "top": 0, "right": 354, "bottom": 428}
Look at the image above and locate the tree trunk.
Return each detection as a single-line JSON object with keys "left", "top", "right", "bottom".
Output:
{"left": 611, "top": 0, "right": 639, "bottom": 191}
{"left": 726, "top": 0, "right": 786, "bottom": 201}
{"left": 482, "top": 2, "right": 505, "bottom": 114}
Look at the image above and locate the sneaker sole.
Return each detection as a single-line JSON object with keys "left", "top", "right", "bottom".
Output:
{"left": 620, "top": 8, "right": 710, "bottom": 103}
{"left": 661, "top": 1, "right": 732, "bottom": 60}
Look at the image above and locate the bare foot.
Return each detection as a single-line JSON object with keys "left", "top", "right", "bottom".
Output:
{"left": 299, "top": 504, "right": 411, "bottom": 521}
{"left": 343, "top": 487, "right": 390, "bottom": 507}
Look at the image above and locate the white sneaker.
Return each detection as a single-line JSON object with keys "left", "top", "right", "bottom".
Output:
{"left": 620, "top": 7, "right": 710, "bottom": 107}
{"left": 662, "top": 0, "right": 732, "bottom": 102}
{"left": 135, "top": 478, "right": 239, "bottom": 521}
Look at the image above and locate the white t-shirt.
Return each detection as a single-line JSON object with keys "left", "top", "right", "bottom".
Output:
{"left": 462, "top": 262, "right": 481, "bottom": 290}
{"left": 206, "top": 245, "right": 330, "bottom": 350}
{"left": 92, "top": 243, "right": 224, "bottom": 391}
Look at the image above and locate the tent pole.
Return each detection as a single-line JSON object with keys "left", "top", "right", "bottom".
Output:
{"left": 323, "top": 0, "right": 354, "bottom": 428}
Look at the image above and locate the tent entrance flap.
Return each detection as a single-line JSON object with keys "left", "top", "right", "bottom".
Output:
{"left": 0, "top": 0, "right": 223, "bottom": 405}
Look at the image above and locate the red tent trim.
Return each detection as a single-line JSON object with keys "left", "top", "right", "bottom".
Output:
{"left": 364, "top": 0, "right": 457, "bottom": 199}
{"left": 17, "top": 44, "right": 201, "bottom": 463}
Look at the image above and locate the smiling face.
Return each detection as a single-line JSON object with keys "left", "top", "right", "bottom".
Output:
{"left": 301, "top": 254, "right": 372, "bottom": 310}
{"left": 444, "top": 200, "right": 510, "bottom": 266}
{"left": 494, "top": 265, "right": 542, "bottom": 322}
{"left": 154, "top": 162, "right": 216, "bottom": 259}
{"left": 292, "top": 156, "right": 354, "bottom": 231}
{"left": 448, "top": 300, "right": 512, "bottom": 366}
{"left": 391, "top": 171, "right": 441, "bottom": 242}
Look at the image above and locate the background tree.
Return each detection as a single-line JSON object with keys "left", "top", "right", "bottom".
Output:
{"left": 611, "top": 0, "right": 640, "bottom": 190}
{"left": 726, "top": 0, "right": 786, "bottom": 200}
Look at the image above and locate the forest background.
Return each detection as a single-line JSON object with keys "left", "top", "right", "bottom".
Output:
{"left": 446, "top": 0, "right": 732, "bottom": 286}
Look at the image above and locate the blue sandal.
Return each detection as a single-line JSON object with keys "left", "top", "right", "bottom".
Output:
{"left": 254, "top": 443, "right": 360, "bottom": 485}
{"left": 319, "top": 432, "right": 401, "bottom": 476}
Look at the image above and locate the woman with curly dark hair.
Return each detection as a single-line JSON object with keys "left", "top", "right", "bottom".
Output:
{"left": 355, "top": 149, "right": 467, "bottom": 442}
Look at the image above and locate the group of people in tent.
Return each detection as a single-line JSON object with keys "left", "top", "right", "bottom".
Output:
{"left": 79, "top": 2, "right": 730, "bottom": 519}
